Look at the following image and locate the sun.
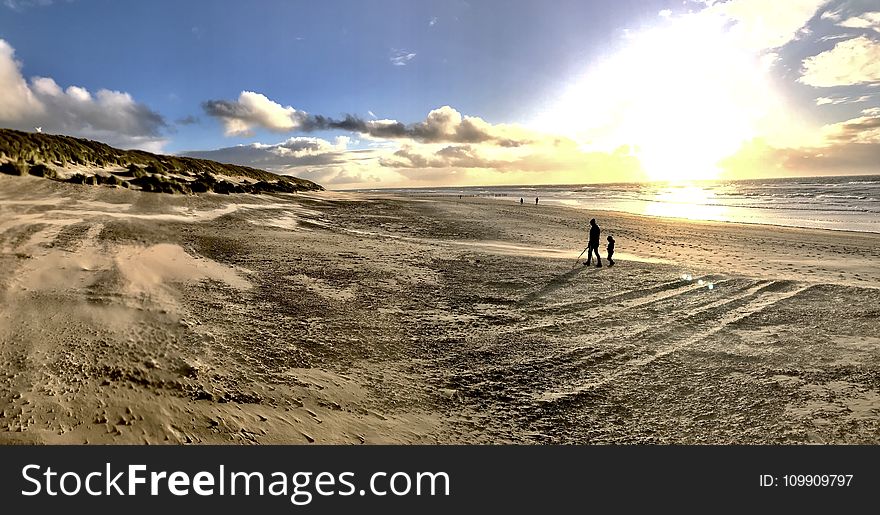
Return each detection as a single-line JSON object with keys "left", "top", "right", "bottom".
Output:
{"left": 535, "top": 12, "right": 780, "bottom": 182}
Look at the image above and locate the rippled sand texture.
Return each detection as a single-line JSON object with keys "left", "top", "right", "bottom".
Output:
{"left": 1, "top": 175, "right": 878, "bottom": 443}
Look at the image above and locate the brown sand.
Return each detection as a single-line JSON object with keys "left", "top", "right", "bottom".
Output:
{"left": 1, "top": 174, "right": 878, "bottom": 444}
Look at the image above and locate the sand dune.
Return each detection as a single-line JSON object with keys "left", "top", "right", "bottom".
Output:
{"left": 1, "top": 175, "right": 878, "bottom": 444}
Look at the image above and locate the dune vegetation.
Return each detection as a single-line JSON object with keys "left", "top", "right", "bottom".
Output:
{"left": 0, "top": 128, "right": 322, "bottom": 194}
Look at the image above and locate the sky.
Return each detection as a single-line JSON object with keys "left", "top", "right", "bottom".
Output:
{"left": 1, "top": 0, "right": 879, "bottom": 188}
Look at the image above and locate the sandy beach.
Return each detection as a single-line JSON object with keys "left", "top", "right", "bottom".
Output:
{"left": 1, "top": 174, "right": 878, "bottom": 444}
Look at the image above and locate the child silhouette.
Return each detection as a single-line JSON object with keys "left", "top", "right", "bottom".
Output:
{"left": 606, "top": 235, "right": 615, "bottom": 267}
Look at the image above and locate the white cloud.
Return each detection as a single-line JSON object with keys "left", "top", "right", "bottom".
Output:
{"left": 390, "top": 49, "right": 417, "bottom": 66}
{"left": 759, "top": 51, "right": 780, "bottom": 69}
{"left": 0, "top": 39, "right": 166, "bottom": 150}
{"left": 703, "top": 0, "right": 831, "bottom": 51}
{"left": 800, "top": 35, "right": 880, "bottom": 87}
{"left": 659, "top": 9, "right": 672, "bottom": 18}
{"left": 201, "top": 91, "right": 308, "bottom": 136}
{"left": 838, "top": 11, "right": 880, "bottom": 32}
{"left": 815, "top": 94, "right": 872, "bottom": 105}
{"left": 3, "top": 0, "right": 59, "bottom": 10}
{"left": 429, "top": 16, "right": 438, "bottom": 27}
{"left": 818, "top": 33, "right": 853, "bottom": 42}
{"left": 820, "top": 8, "right": 842, "bottom": 21}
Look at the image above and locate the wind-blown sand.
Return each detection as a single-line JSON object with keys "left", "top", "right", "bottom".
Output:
{"left": 1, "top": 174, "right": 878, "bottom": 444}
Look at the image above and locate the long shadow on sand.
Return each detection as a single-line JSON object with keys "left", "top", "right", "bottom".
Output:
{"left": 519, "top": 264, "right": 596, "bottom": 305}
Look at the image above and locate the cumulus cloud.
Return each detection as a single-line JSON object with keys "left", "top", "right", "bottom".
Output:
{"left": 721, "top": 136, "right": 880, "bottom": 177}
{"left": 722, "top": 108, "right": 880, "bottom": 178}
{"left": 799, "top": 35, "right": 880, "bottom": 86}
{"left": 380, "top": 145, "right": 499, "bottom": 169}
{"left": 0, "top": 39, "right": 166, "bottom": 150}
{"left": 202, "top": 91, "right": 307, "bottom": 136}
{"left": 202, "top": 95, "right": 539, "bottom": 147}
{"left": 299, "top": 167, "right": 382, "bottom": 186}
{"left": 378, "top": 140, "right": 643, "bottom": 176}
{"left": 182, "top": 123, "right": 644, "bottom": 189}
{"left": 822, "top": 112, "right": 880, "bottom": 143}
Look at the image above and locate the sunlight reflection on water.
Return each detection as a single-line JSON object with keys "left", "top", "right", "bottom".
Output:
{"left": 642, "top": 185, "right": 729, "bottom": 221}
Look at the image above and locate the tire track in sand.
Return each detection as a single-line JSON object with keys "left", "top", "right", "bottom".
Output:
{"left": 465, "top": 279, "right": 769, "bottom": 377}
{"left": 536, "top": 281, "right": 814, "bottom": 403}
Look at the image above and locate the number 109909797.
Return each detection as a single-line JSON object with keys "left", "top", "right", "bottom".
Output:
{"left": 760, "top": 474, "right": 853, "bottom": 487}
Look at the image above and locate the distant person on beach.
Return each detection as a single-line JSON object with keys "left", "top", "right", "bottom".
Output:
{"left": 520, "top": 197, "right": 524, "bottom": 205}
{"left": 606, "top": 235, "right": 615, "bottom": 267}
{"left": 585, "top": 218, "right": 602, "bottom": 267}
{"left": 535, "top": 197, "right": 539, "bottom": 205}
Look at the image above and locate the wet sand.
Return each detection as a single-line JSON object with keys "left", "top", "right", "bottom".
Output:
{"left": 1, "top": 174, "right": 879, "bottom": 444}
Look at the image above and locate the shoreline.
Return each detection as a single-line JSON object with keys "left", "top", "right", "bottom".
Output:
{"left": 346, "top": 175, "right": 880, "bottom": 234}
{"left": 367, "top": 191, "right": 880, "bottom": 251}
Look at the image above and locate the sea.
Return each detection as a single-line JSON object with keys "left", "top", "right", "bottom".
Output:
{"left": 362, "top": 175, "right": 880, "bottom": 234}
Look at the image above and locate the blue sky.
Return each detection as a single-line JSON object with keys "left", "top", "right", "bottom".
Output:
{"left": 1, "top": 0, "right": 879, "bottom": 187}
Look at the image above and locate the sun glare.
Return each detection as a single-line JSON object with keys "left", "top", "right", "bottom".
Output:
{"left": 536, "top": 13, "right": 780, "bottom": 183}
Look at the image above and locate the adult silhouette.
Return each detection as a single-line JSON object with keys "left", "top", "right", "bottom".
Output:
{"left": 586, "top": 218, "right": 602, "bottom": 267}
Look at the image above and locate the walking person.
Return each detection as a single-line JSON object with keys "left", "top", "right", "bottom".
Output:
{"left": 585, "top": 218, "right": 602, "bottom": 267}
{"left": 606, "top": 235, "right": 615, "bottom": 267}
{"left": 535, "top": 197, "right": 539, "bottom": 205}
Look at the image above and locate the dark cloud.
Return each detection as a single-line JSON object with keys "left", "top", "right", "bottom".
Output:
{"left": 295, "top": 109, "right": 531, "bottom": 146}
{"left": 721, "top": 136, "right": 880, "bottom": 177}
{"left": 298, "top": 167, "right": 381, "bottom": 185}
{"left": 179, "top": 137, "right": 352, "bottom": 170}
{"left": 381, "top": 145, "right": 499, "bottom": 169}
{"left": 828, "top": 114, "right": 880, "bottom": 142}
{"left": 201, "top": 94, "right": 533, "bottom": 146}
{"left": 379, "top": 141, "right": 645, "bottom": 181}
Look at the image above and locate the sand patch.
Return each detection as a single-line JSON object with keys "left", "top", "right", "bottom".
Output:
{"left": 245, "top": 205, "right": 326, "bottom": 231}
{"left": 287, "top": 274, "right": 356, "bottom": 302}
{"left": 786, "top": 381, "right": 880, "bottom": 426}
{"left": 8, "top": 237, "right": 250, "bottom": 308}
{"left": 115, "top": 243, "right": 251, "bottom": 295}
